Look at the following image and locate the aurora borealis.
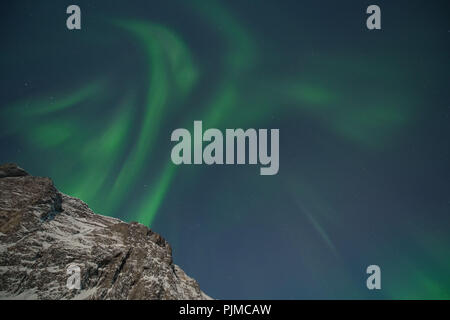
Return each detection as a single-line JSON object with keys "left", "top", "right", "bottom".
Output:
{"left": 1, "top": 0, "right": 449, "bottom": 299}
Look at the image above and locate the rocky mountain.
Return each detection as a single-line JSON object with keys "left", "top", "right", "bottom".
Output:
{"left": 0, "top": 163, "right": 210, "bottom": 300}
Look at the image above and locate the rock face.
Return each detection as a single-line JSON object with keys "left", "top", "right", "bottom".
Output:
{"left": 0, "top": 163, "right": 210, "bottom": 300}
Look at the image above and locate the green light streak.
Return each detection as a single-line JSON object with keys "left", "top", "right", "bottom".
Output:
{"left": 107, "top": 20, "right": 174, "bottom": 208}
{"left": 100, "top": 19, "right": 199, "bottom": 225}
{"left": 203, "top": 85, "right": 238, "bottom": 127}
{"left": 24, "top": 81, "right": 106, "bottom": 116}
{"left": 283, "top": 79, "right": 415, "bottom": 149}
{"left": 192, "top": 0, "right": 256, "bottom": 71}
{"left": 286, "top": 83, "right": 336, "bottom": 106}
{"left": 1, "top": 80, "right": 105, "bottom": 136}
{"left": 133, "top": 1, "right": 260, "bottom": 226}
{"left": 132, "top": 162, "right": 177, "bottom": 227}
{"left": 386, "top": 263, "right": 450, "bottom": 299}
{"left": 62, "top": 93, "right": 135, "bottom": 208}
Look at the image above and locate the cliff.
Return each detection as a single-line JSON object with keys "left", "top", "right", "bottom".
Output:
{"left": 0, "top": 163, "right": 210, "bottom": 300}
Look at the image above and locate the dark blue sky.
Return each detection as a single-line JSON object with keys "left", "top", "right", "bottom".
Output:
{"left": 1, "top": 0, "right": 449, "bottom": 298}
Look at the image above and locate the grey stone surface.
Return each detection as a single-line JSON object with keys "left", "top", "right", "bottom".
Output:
{"left": 0, "top": 164, "right": 210, "bottom": 300}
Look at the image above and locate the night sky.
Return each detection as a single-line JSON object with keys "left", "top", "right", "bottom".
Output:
{"left": 1, "top": 0, "right": 449, "bottom": 299}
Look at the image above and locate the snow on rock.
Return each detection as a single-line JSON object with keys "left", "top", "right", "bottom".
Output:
{"left": 0, "top": 163, "right": 210, "bottom": 300}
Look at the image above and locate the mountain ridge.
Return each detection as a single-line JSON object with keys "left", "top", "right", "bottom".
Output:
{"left": 0, "top": 163, "right": 210, "bottom": 300}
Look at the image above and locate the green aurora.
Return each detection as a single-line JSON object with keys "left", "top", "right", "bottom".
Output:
{"left": 1, "top": 0, "right": 449, "bottom": 299}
